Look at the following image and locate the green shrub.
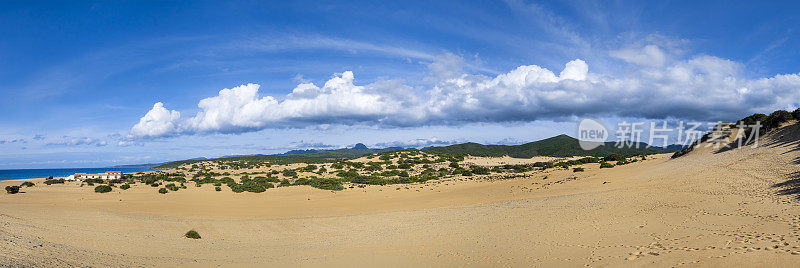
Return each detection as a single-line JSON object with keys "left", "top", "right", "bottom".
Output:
{"left": 230, "top": 184, "right": 245, "bottom": 193}
{"left": 215, "top": 186, "right": 222, "bottom": 191}
{"left": 43, "top": 179, "right": 65, "bottom": 185}
{"left": 185, "top": 230, "right": 201, "bottom": 239}
{"left": 309, "top": 178, "right": 344, "bottom": 191}
{"left": 603, "top": 154, "right": 626, "bottom": 162}
{"left": 532, "top": 162, "right": 554, "bottom": 169}
{"left": 470, "top": 166, "right": 491, "bottom": 175}
{"left": 119, "top": 184, "right": 131, "bottom": 190}
{"left": 84, "top": 178, "right": 104, "bottom": 184}
{"left": 243, "top": 182, "right": 266, "bottom": 193}
{"left": 5, "top": 186, "right": 20, "bottom": 194}
{"left": 600, "top": 162, "right": 614, "bottom": 169}
{"left": 165, "top": 183, "right": 180, "bottom": 191}
{"left": 158, "top": 188, "right": 168, "bottom": 194}
{"left": 19, "top": 181, "right": 35, "bottom": 187}
{"left": 278, "top": 179, "right": 292, "bottom": 187}
{"left": 764, "top": 110, "right": 794, "bottom": 130}
{"left": 281, "top": 169, "right": 297, "bottom": 177}
{"left": 94, "top": 185, "right": 112, "bottom": 193}
{"left": 449, "top": 162, "right": 460, "bottom": 168}
{"left": 738, "top": 113, "right": 768, "bottom": 126}
{"left": 793, "top": 108, "right": 800, "bottom": 120}
{"left": 573, "top": 167, "right": 584, "bottom": 172}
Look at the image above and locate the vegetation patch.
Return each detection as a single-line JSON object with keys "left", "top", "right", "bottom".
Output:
{"left": 309, "top": 178, "right": 344, "bottom": 191}
{"left": 5, "top": 186, "right": 20, "bottom": 194}
{"left": 185, "top": 230, "right": 201, "bottom": 239}
{"left": 43, "top": 178, "right": 65, "bottom": 185}
{"left": 20, "top": 181, "right": 35, "bottom": 187}
{"left": 94, "top": 185, "right": 112, "bottom": 193}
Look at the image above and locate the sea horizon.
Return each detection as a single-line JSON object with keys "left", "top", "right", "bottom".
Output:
{"left": 0, "top": 167, "right": 158, "bottom": 181}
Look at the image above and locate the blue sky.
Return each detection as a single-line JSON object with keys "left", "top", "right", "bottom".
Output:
{"left": 1, "top": 0, "right": 799, "bottom": 169}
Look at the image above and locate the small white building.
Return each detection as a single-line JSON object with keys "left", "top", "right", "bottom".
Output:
{"left": 71, "top": 171, "right": 123, "bottom": 181}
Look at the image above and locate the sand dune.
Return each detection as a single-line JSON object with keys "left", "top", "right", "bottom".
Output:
{"left": 2, "top": 124, "right": 800, "bottom": 266}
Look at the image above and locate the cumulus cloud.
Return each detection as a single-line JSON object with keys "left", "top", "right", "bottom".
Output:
{"left": 180, "top": 72, "right": 408, "bottom": 133}
{"left": 130, "top": 102, "right": 180, "bottom": 138}
{"left": 129, "top": 47, "right": 800, "bottom": 138}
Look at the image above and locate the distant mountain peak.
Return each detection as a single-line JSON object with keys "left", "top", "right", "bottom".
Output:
{"left": 353, "top": 143, "right": 368, "bottom": 150}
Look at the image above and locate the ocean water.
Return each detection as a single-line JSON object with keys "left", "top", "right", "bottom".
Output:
{"left": 0, "top": 168, "right": 157, "bottom": 181}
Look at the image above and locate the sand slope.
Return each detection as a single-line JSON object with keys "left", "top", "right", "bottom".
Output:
{"left": 2, "top": 125, "right": 800, "bottom": 266}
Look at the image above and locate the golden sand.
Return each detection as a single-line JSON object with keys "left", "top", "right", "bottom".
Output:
{"left": 2, "top": 125, "right": 800, "bottom": 266}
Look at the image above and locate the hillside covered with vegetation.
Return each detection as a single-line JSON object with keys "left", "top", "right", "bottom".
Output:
{"left": 154, "top": 134, "right": 675, "bottom": 169}
{"left": 425, "top": 134, "right": 675, "bottom": 157}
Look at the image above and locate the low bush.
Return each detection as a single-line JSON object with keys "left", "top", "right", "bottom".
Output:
{"left": 738, "top": 113, "right": 768, "bottom": 126}
{"left": 532, "top": 162, "right": 554, "bottom": 169}
{"left": 215, "top": 186, "right": 221, "bottom": 191}
{"left": 764, "top": 110, "right": 794, "bottom": 130}
{"left": 470, "top": 166, "right": 491, "bottom": 175}
{"left": 309, "top": 178, "right": 344, "bottom": 191}
{"left": 573, "top": 167, "right": 585, "bottom": 172}
{"left": 165, "top": 183, "right": 180, "bottom": 191}
{"left": 119, "top": 184, "right": 131, "bottom": 190}
{"left": 94, "top": 185, "right": 112, "bottom": 193}
{"left": 603, "top": 154, "right": 626, "bottom": 162}
{"left": 281, "top": 169, "right": 298, "bottom": 177}
{"left": 600, "top": 162, "right": 615, "bottom": 169}
{"left": 84, "top": 178, "right": 104, "bottom": 184}
{"left": 43, "top": 179, "right": 65, "bottom": 185}
{"left": 293, "top": 178, "right": 311, "bottom": 185}
{"left": 793, "top": 108, "right": 800, "bottom": 120}
{"left": 158, "top": 188, "right": 168, "bottom": 194}
{"left": 185, "top": 230, "right": 201, "bottom": 239}
{"left": 20, "top": 181, "right": 35, "bottom": 187}
{"left": 5, "top": 185, "right": 20, "bottom": 194}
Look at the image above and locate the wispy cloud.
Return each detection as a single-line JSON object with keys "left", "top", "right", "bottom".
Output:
{"left": 47, "top": 136, "right": 108, "bottom": 147}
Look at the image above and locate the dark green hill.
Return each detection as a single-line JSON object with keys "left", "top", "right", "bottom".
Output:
{"left": 425, "top": 134, "right": 675, "bottom": 157}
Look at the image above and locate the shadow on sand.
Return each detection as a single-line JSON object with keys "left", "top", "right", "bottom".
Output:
{"left": 765, "top": 123, "right": 800, "bottom": 198}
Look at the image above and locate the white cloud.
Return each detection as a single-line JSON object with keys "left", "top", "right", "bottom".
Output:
{"left": 129, "top": 51, "right": 800, "bottom": 138}
{"left": 47, "top": 136, "right": 107, "bottom": 147}
{"left": 130, "top": 102, "right": 180, "bottom": 138}
{"left": 180, "top": 71, "right": 410, "bottom": 134}
{"left": 373, "top": 137, "right": 461, "bottom": 148}
{"left": 610, "top": 45, "right": 668, "bottom": 67}
{"left": 559, "top": 59, "right": 588, "bottom": 81}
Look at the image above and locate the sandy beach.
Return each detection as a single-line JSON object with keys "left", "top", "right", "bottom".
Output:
{"left": 0, "top": 123, "right": 799, "bottom": 267}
